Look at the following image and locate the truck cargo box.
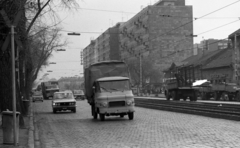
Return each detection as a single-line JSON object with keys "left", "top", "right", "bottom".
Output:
{"left": 84, "top": 61, "right": 130, "bottom": 102}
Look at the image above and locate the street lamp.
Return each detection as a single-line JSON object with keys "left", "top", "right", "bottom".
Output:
{"left": 49, "top": 62, "right": 56, "bottom": 64}
{"left": 57, "top": 49, "right": 66, "bottom": 51}
{"left": 67, "top": 32, "right": 81, "bottom": 36}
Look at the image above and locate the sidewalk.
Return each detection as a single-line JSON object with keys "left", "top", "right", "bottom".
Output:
{"left": 0, "top": 99, "right": 34, "bottom": 148}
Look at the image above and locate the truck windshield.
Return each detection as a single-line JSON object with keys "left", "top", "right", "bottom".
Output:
{"left": 99, "top": 80, "right": 130, "bottom": 92}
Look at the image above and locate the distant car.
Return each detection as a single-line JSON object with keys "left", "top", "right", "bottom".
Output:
{"left": 52, "top": 91, "right": 77, "bottom": 113}
{"left": 73, "top": 90, "right": 85, "bottom": 100}
{"left": 32, "top": 91, "right": 43, "bottom": 102}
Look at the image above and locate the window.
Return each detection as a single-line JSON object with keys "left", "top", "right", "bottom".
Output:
{"left": 99, "top": 80, "right": 130, "bottom": 92}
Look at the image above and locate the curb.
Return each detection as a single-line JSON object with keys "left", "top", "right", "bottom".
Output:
{"left": 28, "top": 98, "right": 34, "bottom": 148}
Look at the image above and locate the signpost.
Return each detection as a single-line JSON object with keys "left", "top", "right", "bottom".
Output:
{"left": 0, "top": 9, "right": 22, "bottom": 146}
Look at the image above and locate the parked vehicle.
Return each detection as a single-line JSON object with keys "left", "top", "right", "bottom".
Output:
{"left": 73, "top": 89, "right": 85, "bottom": 100}
{"left": 212, "top": 82, "right": 240, "bottom": 101}
{"left": 41, "top": 81, "right": 60, "bottom": 100}
{"left": 84, "top": 60, "right": 135, "bottom": 121}
{"left": 52, "top": 91, "right": 77, "bottom": 113}
{"left": 32, "top": 91, "right": 43, "bottom": 102}
{"left": 163, "top": 64, "right": 199, "bottom": 101}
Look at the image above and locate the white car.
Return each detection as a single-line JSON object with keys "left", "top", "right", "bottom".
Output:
{"left": 52, "top": 91, "right": 77, "bottom": 113}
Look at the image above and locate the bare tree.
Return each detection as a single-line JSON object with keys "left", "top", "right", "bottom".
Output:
{"left": 126, "top": 57, "right": 162, "bottom": 87}
{"left": 0, "top": 0, "right": 80, "bottom": 125}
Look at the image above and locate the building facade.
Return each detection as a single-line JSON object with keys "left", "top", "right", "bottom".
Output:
{"left": 82, "top": 0, "right": 193, "bottom": 83}
{"left": 82, "top": 24, "right": 121, "bottom": 69}
{"left": 119, "top": 0, "right": 193, "bottom": 72}
{"left": 195, "top": 39, "right": 229, "bottom": 55}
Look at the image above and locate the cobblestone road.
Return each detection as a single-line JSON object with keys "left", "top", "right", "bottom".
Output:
{"left": 33, "top": 99, "right": 240, "bottom": 148}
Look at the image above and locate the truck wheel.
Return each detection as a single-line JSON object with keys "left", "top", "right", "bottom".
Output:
{"left": 236, "top": 92, "right": 240, "bottom": 102}
{"left": 172, "top": 91, "right": 179, "bottom": 101}
{"left": 128, "top": 112, "right": 134, "bottom": 120}
{"left": 214, "top": 92, "right": 219, "bottom": 101}
{"left": 100, "top": 114, "right": 105, "bottom": 121}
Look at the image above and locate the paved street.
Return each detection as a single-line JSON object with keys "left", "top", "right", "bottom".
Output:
{"left": 33, "top": 99, "right": 240, "bottom": 148}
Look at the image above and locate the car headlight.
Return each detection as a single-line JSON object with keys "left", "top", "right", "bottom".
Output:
{"left": 126, "top": 100, "right": 135, "bottom": 106}
{"left": 99, "top": 102, "right": 108, "bottom": 107}
{"left": 69, "top": 102, "right": 76, "bottom": 105}
{"left": 53, "top": 102, "right": 56, "bottom": 106}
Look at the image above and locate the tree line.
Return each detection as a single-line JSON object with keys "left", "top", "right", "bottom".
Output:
{"left": 0, "top": 0, "right": 79, "bottom": 126}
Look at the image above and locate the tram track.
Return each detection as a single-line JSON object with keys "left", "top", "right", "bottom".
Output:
{"left": 135, "top": 98, "right": 240, "bottom": 121}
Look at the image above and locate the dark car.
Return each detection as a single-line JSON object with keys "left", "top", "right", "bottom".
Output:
{"left": 52, "top": 91, "right": 77, "bottom": 113}
{"left": 73, "top": 90, "right": 85, "bottom": 100}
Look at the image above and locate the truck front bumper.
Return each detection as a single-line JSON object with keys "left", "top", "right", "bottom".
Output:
{"left": 99, "top": 106, "right": 135, "bottom": 114}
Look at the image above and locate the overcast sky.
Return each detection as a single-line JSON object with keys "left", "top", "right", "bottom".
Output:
{"left": 38, "top": 0, "right": 240, "bottom": 81}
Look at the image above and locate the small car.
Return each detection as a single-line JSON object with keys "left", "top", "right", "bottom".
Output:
{"left": 32, "top": 91, "right": 43, "bottom": 102}
{"left": 52, "top": 91, "right": 77, "bottom": 113}
{"left": 73, "top": 90, "right": 85, "bottom": 100}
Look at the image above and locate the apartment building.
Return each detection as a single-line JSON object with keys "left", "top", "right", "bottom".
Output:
{"left": 82, "top": 24, "right": 121, "bottom": 69}
{"left": 83, "top": 0, "right": 193, "bottom": 82}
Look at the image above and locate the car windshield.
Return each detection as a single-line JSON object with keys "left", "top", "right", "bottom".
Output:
{"left": 54, "top": 92, "right": 73, "bottom": 99}
{"left": 46, "top": 85, "right": 59, "bottom": 89}
{"left": 33, "top": 91, "right": 42, "bottom": 96}
{"left": 99, "top": 80, "right": 130, "bottom": 92}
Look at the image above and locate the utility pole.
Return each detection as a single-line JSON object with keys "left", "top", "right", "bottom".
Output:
{"left": 11, "top": 25, "right": 17, "bottom": 146}
{"left": 1, "top": 9, "right": 22, "bottom": 146}
{"left": 139, "top": 54, "right": 142, "bottom": 95}
{"left": 234, "top": 34, "right": 239, "bottom": 83}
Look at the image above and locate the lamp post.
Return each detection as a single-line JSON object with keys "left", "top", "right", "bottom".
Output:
{"left": 49, "top": 62, "right": 56, "bottom": 64}
{"left": 57, "top": 49, "right": 66, "bottom": 51}
{"left": 67, "top": 32, "right": 80, "bottom": 36}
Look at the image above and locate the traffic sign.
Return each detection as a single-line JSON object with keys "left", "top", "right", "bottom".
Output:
{"left": 0, "top": 9, "right": 23, "bottom": 51}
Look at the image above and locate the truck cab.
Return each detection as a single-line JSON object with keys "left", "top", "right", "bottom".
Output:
{"left": 92, "top": 76, "right": 135, "bottom": 121}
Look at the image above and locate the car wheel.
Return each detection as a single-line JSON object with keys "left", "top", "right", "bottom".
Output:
{"left": 120, "top": 114, "right": 124, "bottom": 118}
{"left": 93, "top": 110, "right": 98, "bottom": 119}
{"left": 72, "top": 108, "right": 76, "bottom": 113}
{"left": 100, "top": 114, "right": 105, "bottom": 121}
{"left": 53, "top": 109, "right": 57, "bottom": 113}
